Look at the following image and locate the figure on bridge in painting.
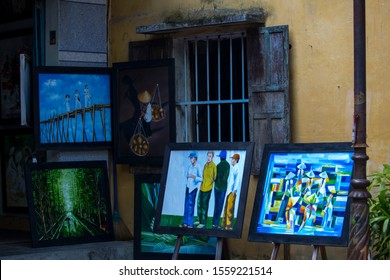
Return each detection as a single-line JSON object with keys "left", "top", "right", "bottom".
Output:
{"left": 64, "top": 94, "right": 71, "bottom": 112}
{"left": 84, "top": 84, "right": 92, "bottom": 107}
{"left": 74, "top": 89, "right": 81, "bottom": 109}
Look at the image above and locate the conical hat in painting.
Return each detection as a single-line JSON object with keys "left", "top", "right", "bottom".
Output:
{"left": 297, "top": 162, "right": 306, "bottom": 170}
{"left": 285, "top": 172, "right": 296, "bottom": 180}
{"left": 137, "top": 90, "right": 152, "bottom": 104}
{"left": 306, "top": 170, "right": 315, "bottom": 178}
{"left": 319, "top": 171, "right": 328, "bottom": 179}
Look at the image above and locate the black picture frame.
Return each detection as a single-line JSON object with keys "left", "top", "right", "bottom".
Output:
{"left": 134, "top": 174, "right": 217, "bottom": 259}
{"left": 25, "top": 160, "right": 114, "bottom": 248}
{"left": 0, "top": 29, "right": 33, "bottom": 125}
{"left": 33, "top": 66, "right": 113, "bottom": 150}
{"left": 154, "top": 142, "right": 254, "bottom": 239}
{"left": 248, "top": 142, "right": 354, "bottom": 247}
{"left": 112, "top": 59, "right": 175, "bottom": 165}
{"left": 0, "top": 129, "right": 34, "bottom": 213}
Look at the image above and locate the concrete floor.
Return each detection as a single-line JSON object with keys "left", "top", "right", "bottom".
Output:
{"left": 0, "top": 229, "right": 134, "bottom": 260}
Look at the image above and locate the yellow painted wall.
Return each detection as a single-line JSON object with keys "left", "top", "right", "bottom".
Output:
{"left": 109, "top": 0, "right": 390, "bottom": 259}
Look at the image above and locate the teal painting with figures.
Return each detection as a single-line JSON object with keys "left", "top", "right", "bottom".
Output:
{"left": 134, "top": 174, "right": 216, "bottom": 259}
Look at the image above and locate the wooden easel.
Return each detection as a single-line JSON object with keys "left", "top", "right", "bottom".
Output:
{"left": 270, "top": 243, "right": 327, "bottom": 260}
{"left": 172, "top": 235, "right": 183, "bottom": 260}
{"left": 172, "top": 235, "right": 225, "bottom": 260}
{"left": 311, "top": 245, "right": 327, "bottom": 260}
{"left": 270, "top": 243, "right": 291, "bottom": 260}
{"left": 214, "top": 237, "right": 225, "bottom": 260}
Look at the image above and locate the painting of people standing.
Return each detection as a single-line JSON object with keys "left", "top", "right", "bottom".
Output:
{"left": 154, "top": 142, "right": 254, "bottom": 239}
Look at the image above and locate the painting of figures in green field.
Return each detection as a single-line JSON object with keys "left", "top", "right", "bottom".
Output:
{"left": 134, "top": 175, "right": 216, "bottom": 259}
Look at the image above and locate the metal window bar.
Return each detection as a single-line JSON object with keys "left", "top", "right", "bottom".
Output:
{"left": 206, "top": 37, "right": 211, "bottom": 142}
{"left": 218, "top": 35, "right": 222, "bottom": 142}
{"left": 178, "top": 33, "right": 248, "bottom": 142}
{"left": 241, "top": 33, "right": 246, "bottom": 142}
{"left": 229, "top": 36, "right": 233, "bottom": 142}
{"left": 195, "top": 38, "right": 200, "bottom": 142}
{"left": 184, "top": 38, "right": 189, "bottom": 142}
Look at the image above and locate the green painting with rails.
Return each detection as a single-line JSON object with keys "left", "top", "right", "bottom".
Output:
{"left": 26, "top": 161, "right": 114, "bottom": 247}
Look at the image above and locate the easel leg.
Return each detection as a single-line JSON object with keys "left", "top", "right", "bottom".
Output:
{"left": 320, "top": 246, "right": 327, "bottom": 260}
{"left": 312, "top": 245, "right": 319, "bottom": 260}
{"left": 215, "top": 237, "right": 224, "bottom": 260}
{"left": 270, "top": 243, "right": 280, "bottom": 260}
{"left": 312, "top": 245, "right": 327, "bottom": 260}
{"left": 172, "top": 234, "right": 183, "bottom": 260}
{"left": 283, "top": 244, "right": 291, "bottom": 260}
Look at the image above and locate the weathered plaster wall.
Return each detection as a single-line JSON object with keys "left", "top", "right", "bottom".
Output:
{"left": 109, "top": 0, "right": 390, "bottom": 259}
{"left": 261, "top": 0, "right": 390, "bottom": 172}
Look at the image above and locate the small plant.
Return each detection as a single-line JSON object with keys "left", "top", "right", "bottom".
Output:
{"left": 368, "top": 164, "right": 390, "bottom": 260}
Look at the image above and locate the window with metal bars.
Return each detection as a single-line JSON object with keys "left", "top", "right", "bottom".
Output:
{"left": 176, "top": 33, "right": 249, "bottom": 143}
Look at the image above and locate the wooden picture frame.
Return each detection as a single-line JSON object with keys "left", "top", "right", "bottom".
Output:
{"left": 33, "top": 66, "right": 113, "bottom": 150}
{"left": 134, "top": 174, "right": 217, "bottom": 259}
{"left": 248, "top": 142, "right": 354, "bottom": 247}
{"left": 154, "top": 142, "right": 254, "bottom": 239}
{"left": 112, "top": 59, "right": 175, "bottom": 164}
{"left": 25, "top": 160, "right": 114, "bottom": 247}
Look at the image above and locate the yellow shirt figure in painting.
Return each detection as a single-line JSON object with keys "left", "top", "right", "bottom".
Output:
{"left": 221, "top": 153, "right": 240, "bottom": 231}
{"left": 195, "top": 151, "right": 217, "bottom": 229}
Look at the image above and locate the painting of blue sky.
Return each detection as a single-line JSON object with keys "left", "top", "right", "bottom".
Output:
{"left": 38, "top": 72, "right": 111, "bottom": 144}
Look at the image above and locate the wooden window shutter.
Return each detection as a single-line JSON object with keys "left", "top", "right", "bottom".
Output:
{"left": 246, "top": 25, "right": 290, "bottom": 174}
{"left": 128, "top": 38, "right": 172, "bottom": 61}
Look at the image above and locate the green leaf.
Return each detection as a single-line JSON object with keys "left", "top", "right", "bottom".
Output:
{"left": 368, "top": 164, "right": 390, "bottom": 259}
{"left": 383, "top": 219, "right": 389, "bottom": 234}
{"left": 370, "top": 216, "right": 386, "bottom": 224}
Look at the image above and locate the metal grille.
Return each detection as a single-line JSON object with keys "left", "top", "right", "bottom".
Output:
{"left": 177, "top": 33, "right": 249, "bottom": 143}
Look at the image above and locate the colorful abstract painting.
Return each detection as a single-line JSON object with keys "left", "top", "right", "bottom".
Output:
{"left": 249, "top": 142, "right": 354, "bottom": 247}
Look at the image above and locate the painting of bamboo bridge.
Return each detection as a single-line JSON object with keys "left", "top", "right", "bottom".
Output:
{"left": 36, "top": 67, "right": 112, "bottom": 145}
{"left": 40, "top": 104, "right": 110, "bottom": 143}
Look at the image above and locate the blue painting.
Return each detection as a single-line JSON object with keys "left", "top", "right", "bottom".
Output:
{"left": 37, "top": 71, "right": 111, "bottom": 144}
{"left": 255, "top": 149, "right": 354, "bottom": 238}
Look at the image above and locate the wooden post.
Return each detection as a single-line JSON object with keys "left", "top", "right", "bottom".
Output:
{"left": 172, "top": 235, "right": 183, "bottom": 260}
{"left": 270, "top": 243, "right": 280, "bottom": 260}
{"left": 347, "top": 0, "right": 371, "bottom": 260}
{"left": 215, "top": 238, "right": 224, "bottom": 260}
